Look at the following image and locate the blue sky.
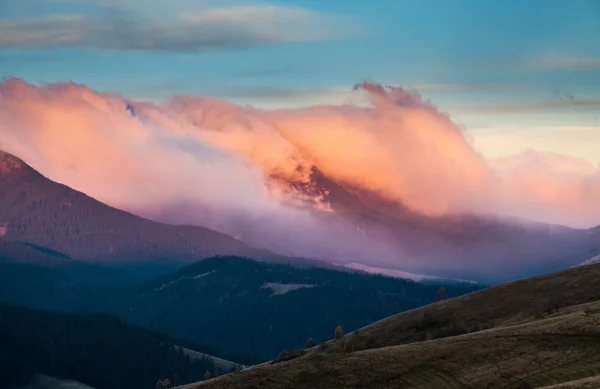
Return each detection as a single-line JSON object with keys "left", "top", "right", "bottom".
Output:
{"left": 1, "top": 0, "right": 599, "bottom": 163}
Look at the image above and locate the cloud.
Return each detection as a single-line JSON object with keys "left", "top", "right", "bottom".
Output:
{"left": 472, "top": 126, "right": 600, "bottom": 166}
{"left": 489, "top": 151, "right": 600, "bottom": 227}
{"left": 0, "top": 77, "right": 403, "bottom": 267}
{"left": 1, "top": 78, "right": 600, "bottom": 275}
{"left": 0, "top": 4, "right": 348, "bottom": 51}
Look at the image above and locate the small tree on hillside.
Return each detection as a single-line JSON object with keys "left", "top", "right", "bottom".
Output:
{"left": 305, "top": 337, "right": 314, "bottom": 349}
{"left": 277, "top": 349, "right": 289, "bottom": 360}
{"left": 204, "top": 370, "right": 212, "bottom": 381}
{"left": 437, "top": 287, "right": 447, "bottom": 301}
{"left": 334, "top": 325, "right": 344, "bottom": 340}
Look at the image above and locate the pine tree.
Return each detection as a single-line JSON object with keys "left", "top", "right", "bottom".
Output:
{"left": 437, "top": 287, "right": 447, "bottom": 301}
{"left": 334, "top": 325, "right": 344, "bottom": 340}
{"left": 277, "top": 349, "right": 289, "bottom": 360}
{"left": 305, "top": 337, "right": 314, "bottom": 349}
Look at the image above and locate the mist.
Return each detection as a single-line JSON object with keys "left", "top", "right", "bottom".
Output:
{"left": 1, "top": 77, "right": 599, "bottom": 277}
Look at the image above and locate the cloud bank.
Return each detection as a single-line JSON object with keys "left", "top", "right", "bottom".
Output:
{"left": 1, "top": 78, "right": 599, "bottom": 274}
{"left": 0, "top": 4, "right": 346, "bottom": 51}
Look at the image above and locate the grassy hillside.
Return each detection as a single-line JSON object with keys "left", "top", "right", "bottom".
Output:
{"left": 179, "top": 263, "right": 600, "bottom": 389}
{"left": 320, "top": 260, "right": 600, "bottom": 354}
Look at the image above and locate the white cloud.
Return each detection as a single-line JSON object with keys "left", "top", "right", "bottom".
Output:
{"left": 472, "top": 126, "right": 600, "bottom": 165}
{"left": 0, "top": 4, "right": 350, "bottom": 51}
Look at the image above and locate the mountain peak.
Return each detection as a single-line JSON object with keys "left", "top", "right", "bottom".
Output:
{"left": 0, "top": 150, "right": 24, "bottom": 173}
{"left": 0, "top": 150, "right": 42, "bottom": 184}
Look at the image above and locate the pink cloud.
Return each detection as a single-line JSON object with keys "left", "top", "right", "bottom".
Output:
{"left": 1, "top": 77, "right": 599, "bottom": 277}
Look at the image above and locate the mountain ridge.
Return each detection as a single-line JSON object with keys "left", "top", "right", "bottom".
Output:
{"left": 114, "top": 255, "right": 479, "bottom": 362}
{"left": 0, "top": 150, "right": 319, "bottom": 268}
{"left": 278, "top": 166, "right": 600, "bottom": 282}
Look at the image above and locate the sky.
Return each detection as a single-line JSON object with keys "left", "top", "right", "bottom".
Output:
{"left": 1, "top": 0, "right": 599, "bottom": 164}
{"left": 1, "top": 0, "right": 600, "bottom": 279}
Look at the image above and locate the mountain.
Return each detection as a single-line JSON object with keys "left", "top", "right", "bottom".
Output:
{"left": 0, "top": 150, "right": 311, "bottom": 267}
{"left": 180, "top": 262, "right": 600, "bottom": 389}
{"left": 113, "top": 256, "right": 479, "bottom": 362}
{"left": 0, "top": 304, "right": 216, "bottom": 389}
{"left": 2, "top": 150, "right": 598, "bottom": 283}
{"left": 0, "top": 259, "right": 168, "bottom": 312}
{"left": 278, "top": 167, "right": 600, "bottom": 283}
{"left": 0, "top": 253, "right": 478, "bottom": 363}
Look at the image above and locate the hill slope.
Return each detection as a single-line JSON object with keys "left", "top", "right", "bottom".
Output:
{"left": 0, "top": 259, "right": 172, "bottom": 312}
{"left": 0, "top": 150, "right": 302, "bottom": 266}
{"left": 179, "top": 262, "right": 600, "bottom": 389}
{"left": 0, "top": 304, "right": 215, "bottom": 389}
{"left": 115, "top": 256, "right": 479, "bottom": 362}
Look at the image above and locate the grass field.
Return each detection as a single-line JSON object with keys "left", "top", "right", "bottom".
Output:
{"left": 179, "top": 263, "right": 600, "bottom": 389}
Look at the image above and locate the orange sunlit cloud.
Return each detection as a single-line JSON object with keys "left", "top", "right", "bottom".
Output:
{"left": 1, "top": 78, "right": 599, "bottom": 235}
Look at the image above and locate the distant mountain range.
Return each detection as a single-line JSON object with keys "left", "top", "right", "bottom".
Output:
{"left": 0, "top": 150, "right": 317, "bottom": 269}
{"left": 2, "top": 150, "right": 598, "bottom": 283}
{"left": 276, "top": 167, "right": 600, "bottom": 282}
{"left": 3, "top": 149, "right": 600, "bottom": 389}
{"left": 0, "top": 149, "right": 480, "bottom": 364}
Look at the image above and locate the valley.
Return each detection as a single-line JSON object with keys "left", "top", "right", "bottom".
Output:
{"left": 1, "top": 151, "right": 599, "bottom": 388}
{"left": 180, "top": 262, "right": 600, "bottom": 389}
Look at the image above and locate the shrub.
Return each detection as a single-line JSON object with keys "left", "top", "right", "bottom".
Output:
{"left": 277, "top": 349, "right": 289, "bottom": 359}
{"left": 437, "top": 287, "right": 447, "bottom": 301}
{"left": 334, "top": 325, "right": 344, "bottom": 340}
{"left": 305, "top": 337, "right": 314, "bottom": 349}
{"left": 271, "top": 349, "right": 305, "bottom": 365}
